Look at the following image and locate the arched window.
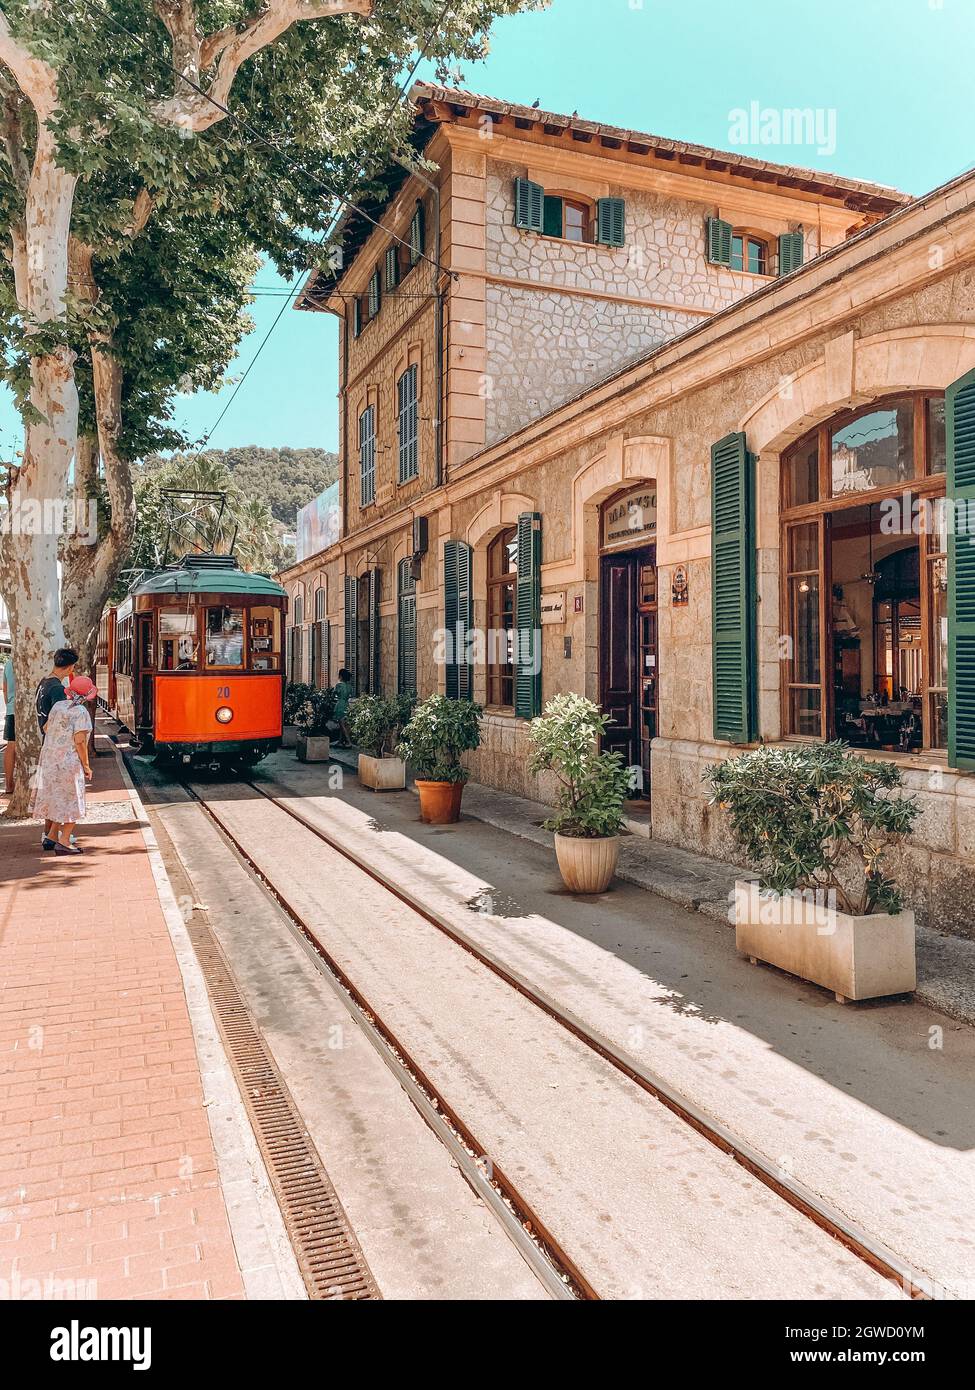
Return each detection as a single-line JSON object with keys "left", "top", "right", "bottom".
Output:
{"left": 780, "top": 393, "right": 947, "bottom": 750}
{"left": 487, "top": 527, "right": 518, "bottom": 708}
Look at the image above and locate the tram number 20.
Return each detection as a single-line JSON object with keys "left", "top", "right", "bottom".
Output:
{"left": 217, "top": 686, "right": 231, "bottom": 699}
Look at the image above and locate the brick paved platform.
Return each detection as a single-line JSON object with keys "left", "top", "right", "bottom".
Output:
{"left": 0, "top": 737, "right": 246, "bottom": 1300}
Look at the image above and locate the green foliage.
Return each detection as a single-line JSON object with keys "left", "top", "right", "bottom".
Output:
{"left": 396, "top": 694, "right": 481, "bottom": 783}
{"left": 705, "top": 741, "right": 921, "bottom": 916}
{"left": 142, "top": 446, "right": 338, "bottom": 528}
{"left": 346, "top": 691, "right": 415, "bottom": 758}
{"left": 292, "top": 685, "right": 337, "bottom": 736}
{"left": 527, "top": 694, "right": 630, "bottom": 839}
{"left": 284, "top": 681, "right": 315, "bottom": 725}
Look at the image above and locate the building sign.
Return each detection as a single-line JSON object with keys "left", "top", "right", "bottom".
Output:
{"left": 541, "top": 591, "right": 566, "bottom": 624}
{"left": 601, "top": 487, "right": 657, "bottom": 550}
{"left": 297, "top": 481, "right": 340, "bottom": 562}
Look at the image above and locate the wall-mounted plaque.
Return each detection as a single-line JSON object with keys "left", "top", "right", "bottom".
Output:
{"left": 672, "top": 564, "right": 689, "bottom": 606}
{"left": 541, "top": 591, "right": 566, "bottom": 625}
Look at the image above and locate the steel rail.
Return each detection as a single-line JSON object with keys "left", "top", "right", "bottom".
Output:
{"left": 173, "top": 774, "right": 587, "bottom": 1302}
{"left": 241, "top": 772, "right": 934, "bottom": 1303}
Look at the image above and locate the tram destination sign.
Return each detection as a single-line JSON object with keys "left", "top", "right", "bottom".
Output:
{"left": 602, "top": 487, "right": 657, "bottom": 549}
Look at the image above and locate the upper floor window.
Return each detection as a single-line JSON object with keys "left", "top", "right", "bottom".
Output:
{"left": 730, "top": 234, "right": 768, "bottom": 275}
{"left": 514, "top": 178, "right": 626, "bottom": 248}
{"left": 314, "top": 585, "right": 326, "bottom": 622}
{"left": 397, "top": 365, "right": 419, "bottom": 483}
{"left": 359, "top": 405, "right": 376, "bottom": 507}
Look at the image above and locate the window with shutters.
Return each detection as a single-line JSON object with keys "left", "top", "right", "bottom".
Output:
{"left": 780, "top": 393, "right": 947, "bottom": 751}
{"left": 314, "top": 585, "right": 326, "bottom": 622}
{"left": 397, "top": 365, "right": 419, "bottom": 483}
{"left": 409, "top": 200, "right": 425, "bottom": 267}
{"left": 487, "top": 528, "right": 518, "bottom": 709}
{"left": 359, "top": 405, "right": 376, "bottom": 507}
{"left": 542, "top": 194, "right": 593, "bottom": 243}
{"left": 397, "top": 558, "right": 417, "bottom": 695}
{"left": 367, "top": 268, "right": 381, "bottom": 319}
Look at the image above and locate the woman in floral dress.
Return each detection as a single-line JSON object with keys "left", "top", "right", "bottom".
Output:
{"left": 29, "top": 675, "right": 96, "bottom": 856}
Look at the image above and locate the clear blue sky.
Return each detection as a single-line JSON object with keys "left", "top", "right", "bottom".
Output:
{"left": 2, "top": 0, "right": 972, "bottom": 460}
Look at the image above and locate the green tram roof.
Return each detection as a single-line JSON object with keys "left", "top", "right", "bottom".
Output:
{"left": 132, "top": 556, "right": 286, "bottom": 600}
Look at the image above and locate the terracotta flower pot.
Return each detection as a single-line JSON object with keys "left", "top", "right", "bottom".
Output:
{"left": 416, "top": 779, "right": 464, "bottom": 824}
{"left": 554, "top": 833, "right": 620, "bottom": 893}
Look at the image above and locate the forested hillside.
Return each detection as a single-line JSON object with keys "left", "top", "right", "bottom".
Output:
{"left": 142, "top": 446, "right": 339, "bottom": 528}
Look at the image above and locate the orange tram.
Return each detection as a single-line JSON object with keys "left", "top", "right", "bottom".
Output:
{"left": 97, "top": 554, "right": 288, "bottom": 770}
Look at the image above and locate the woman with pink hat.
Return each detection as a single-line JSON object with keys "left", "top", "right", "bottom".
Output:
{"left": 29, "top": 675, "right": 97, "bottom": 856}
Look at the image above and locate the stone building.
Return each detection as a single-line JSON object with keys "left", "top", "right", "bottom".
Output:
{"left": 279, "top": 86, "right": 975, "bottom": 937}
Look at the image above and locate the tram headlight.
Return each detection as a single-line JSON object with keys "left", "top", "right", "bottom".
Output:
{"left": 215, "top": 706, "right": 234, "bottom": 724}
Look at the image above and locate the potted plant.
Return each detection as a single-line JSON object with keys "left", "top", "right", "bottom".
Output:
{"left": 396, "top": 694, "right": 482, "bottom": 824}
{"left": 706, "top": 741, "right": 921, "bottom": 1003}
{"left": 347, "top": 692, "right": 415, "bottom": 790}
{"left": 293, "top": 687, "right": 337, "bottom": 763}
{"left": 527, "top": 694, "right": 631, "bottom": 893}
{"left": 283, "top": 681, "right": 313, "bottom": 749}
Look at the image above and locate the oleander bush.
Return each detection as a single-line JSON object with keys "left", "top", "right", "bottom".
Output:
{"left": 527, "top": 693, "right": 631, "bottom": 839}
{"left": 705, "top": 740, "right": 920, "bottom": 915}
{"left": 396, "top": 695, "right": 482, "bottom": 783}
{"left": 346, "top": 692, "right": 416, "bottom": 758}
{"left": 284, "top": 681, "right": 314, "bottom": 725}
{"left": 292, "top": 686, "right": 337, "bottom": 737}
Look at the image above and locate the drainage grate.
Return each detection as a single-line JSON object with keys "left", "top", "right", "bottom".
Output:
{"left": 186, "top": 916, "right": 381, "bottom": 1301}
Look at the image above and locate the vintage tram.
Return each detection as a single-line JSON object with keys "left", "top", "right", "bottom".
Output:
{"left": 98, "top": 554, "right": 287, "bottom": 769}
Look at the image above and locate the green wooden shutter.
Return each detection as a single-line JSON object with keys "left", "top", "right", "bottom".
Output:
{"left": 368, "top": 269, "right": 381, "bottom": 317}
{"left": 515, "top": 512, "right": 542, "bottom": 720}
{"left": 711, "top": 432, "right": 756, "bottom": 743}
{"left": 597, "top": 197, "right": 626, "bottom": 248}
{"left": 410, "top": 201, "right": 425, "bottom": 265}
{"left": 352, "top": 297, "right": 362, "bottom": 338}
{"left": 285, "top": 627, "right": 295, "bottom": 685}
{"left": 706, "top": 216, "right": 733, "bottom": 266}
{"left": 398, "top": 560, "right": 417, "bottom": 695}
{"left": 368, "top": 568, "right": 381, "bottom": 695}
{"left": 513, "top": 177, "right": 544, "bottom": 232}
{"left": 948, "top": 369, "right": 975, "bottom": 769}
{"left": 344, "top": 575, "right": 358, "bottom": 691}
{"left": 778, "top": 230, "right": 804, "bottom": 275}
{"left": 444, "top": 540, "right": 472, "bottom": 699}
{"left": 543, "top": 195, "right": 563, "bottom": 238}
{"left": 385, "top": 244, "right": 399, "bottom": 290}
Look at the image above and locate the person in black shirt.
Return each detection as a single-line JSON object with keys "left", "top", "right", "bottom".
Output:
{"left": 35, "top": 647, "right": 77, "bottom": 848}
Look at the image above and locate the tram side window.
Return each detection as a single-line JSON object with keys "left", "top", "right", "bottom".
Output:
{"left": 116, "top": 619, "right": 133, "bottom": 676}
{"left": 159, "top": 611, "right": 199, "bottom": 671}
{"left": 206, "top": 607, "right": 245, "bottom": 668}
{"left": 248, "top": 606, "right": 281, "bottom": 672}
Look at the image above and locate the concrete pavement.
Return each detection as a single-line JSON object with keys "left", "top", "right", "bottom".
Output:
{"left": 258, "top": 749, "right": 975, "bottom": 1300}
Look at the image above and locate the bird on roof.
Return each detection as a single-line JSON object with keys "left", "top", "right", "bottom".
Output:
{"left": 530, "top": 98, "right": 540, "bottom": 108}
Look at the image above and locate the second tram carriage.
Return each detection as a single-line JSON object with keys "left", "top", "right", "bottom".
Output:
{"left": 98, "top": 554, "right": 287, "bottom": 769}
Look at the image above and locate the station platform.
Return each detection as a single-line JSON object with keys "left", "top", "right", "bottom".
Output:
{"left": 0, "top": 734, "right": 258, "bottom": 1301}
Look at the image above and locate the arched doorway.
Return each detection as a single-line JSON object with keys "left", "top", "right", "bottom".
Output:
{"left": 599, "top": 486, "right": 658, "bottom": 800}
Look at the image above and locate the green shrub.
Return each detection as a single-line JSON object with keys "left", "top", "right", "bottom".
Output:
{"left": 292, "top": 686, "right": 337, "bottom": 737}
{"left": 396, "top": 695, "right": 482, "bottom": 783}
{"left": 346, "top": 692, "right": 416, "bottom": 758}
{"left": 284, "top": 681, "right": 314, "bottom": 724}
{"left": 527, "top": 693, "right": 631, "bottom": 839}
{"left": 705, "top": 741, "right": 920, "bottom": 915}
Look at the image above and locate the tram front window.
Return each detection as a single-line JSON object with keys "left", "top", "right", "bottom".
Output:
{"left": 206, "top": 607, "right": 245, "bottom": 668}
{"left": 159, "top": 611, "right": 198, "bottom": 671}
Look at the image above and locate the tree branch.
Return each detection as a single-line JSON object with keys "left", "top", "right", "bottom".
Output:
{"left": 0, "top": 6, "right": 59, "bottom": 120}
{"left": 151, "top": 0, "right": 373, "bottom": 133}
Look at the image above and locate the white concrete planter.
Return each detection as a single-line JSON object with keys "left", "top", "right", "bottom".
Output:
{"left": 358, "top": 753, "right": 406, "bottom": 791}
{"left": 554, "top": 834, "right": 620, "bottom": 894}
{"left": 282, "top": 723, "right": 299, "bottom": 749}
{"left": 297, "top": 733, "right": 331, "bottom": 763}
{"left": 734, "top": 880, "right": 916, "bottom": 1003}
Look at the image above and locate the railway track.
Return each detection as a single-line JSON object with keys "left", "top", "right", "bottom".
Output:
{"left": 148, "top": 762, "right": 928, "bottom": 1303}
